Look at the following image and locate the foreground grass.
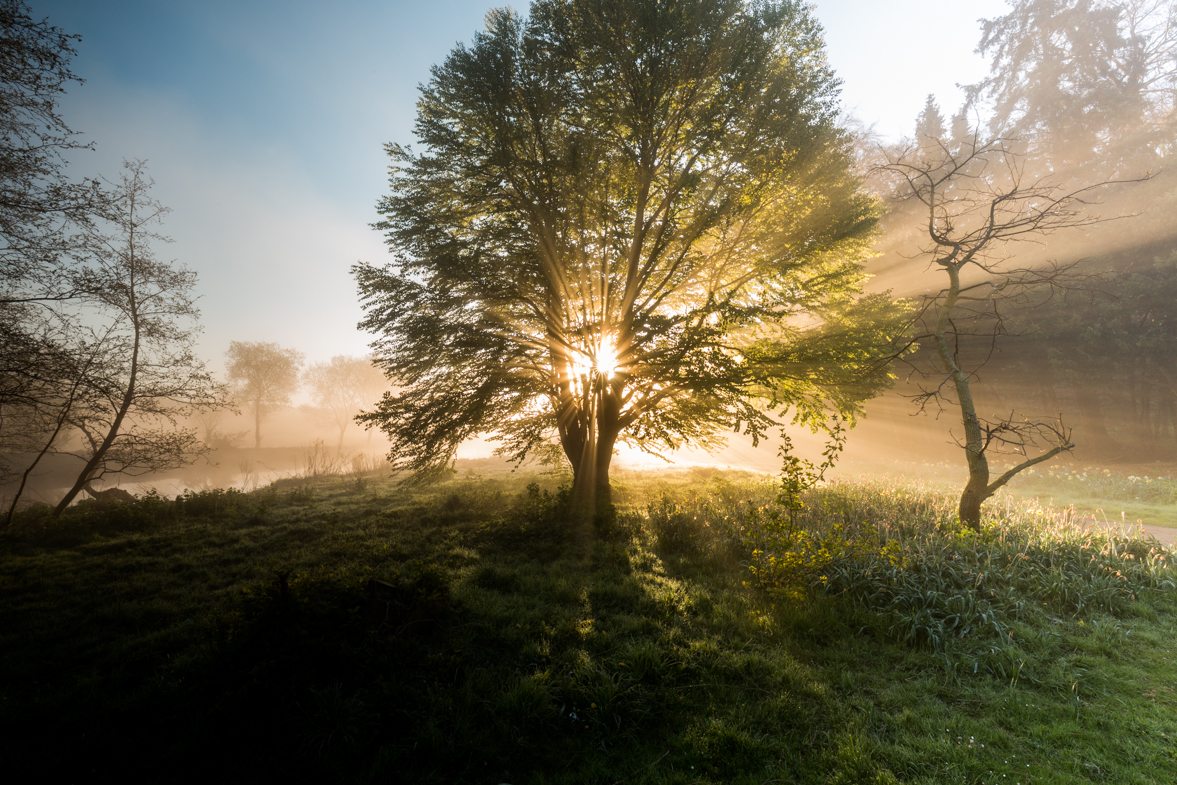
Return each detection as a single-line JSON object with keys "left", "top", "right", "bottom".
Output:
{"left": 1, "top": 469, "right": 1175, "bottom": 783}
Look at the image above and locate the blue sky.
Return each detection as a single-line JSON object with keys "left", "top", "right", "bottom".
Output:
{"left": 33, "top": 0, "right": 1008, "bottom": 373}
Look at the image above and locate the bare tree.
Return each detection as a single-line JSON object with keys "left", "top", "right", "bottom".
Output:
{"left": 225, "top": 341, "right": 303, "bottom": 448}
{"left": 0, "top": 0, "right": 107, "bottom": 510}
{"left": 0, "top": 0, "right": 104, "bottom": 312}
{"left": 302, "top": 355, "right": 390, "bottom": 451}
{"left": 877, "top": 134, "right": 1137, "bottom": 529}
{"left": 47, "top": 161, "right": 226, "bottom": 516}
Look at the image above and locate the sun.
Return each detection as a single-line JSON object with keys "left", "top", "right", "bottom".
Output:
{"left": 594, "top": 336, "right": 618, "bottom": 379}
{"left": 568, "top": 335, "right": 619, "bottom": 380}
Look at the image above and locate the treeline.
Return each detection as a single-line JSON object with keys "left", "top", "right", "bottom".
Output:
{"left": 214, "top": 342, "right": 390, "bottom": 452}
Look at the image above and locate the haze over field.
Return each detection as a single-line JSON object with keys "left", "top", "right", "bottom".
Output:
{"left": 8, "top": 0, "right": 1177, "bottom": 513}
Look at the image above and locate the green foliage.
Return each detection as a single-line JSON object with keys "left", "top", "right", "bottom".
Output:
{"left": 671, "top": 476, "right": 1176, "bottom": 669}
{"left": 356, "top": 0, "right": 905, "bottom": 489}
{"left": 175, "top": 486, "right": 251, "bottom": 518}
{"left": 778, "top": 415, "right": 846, "bottom": 518}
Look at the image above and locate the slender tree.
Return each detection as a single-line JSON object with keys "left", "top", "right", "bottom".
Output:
{"left": 877, "top": 134, "right": 1138, "bottom": 529}
{"left": 50, "top": 161, "right": 224, "bottom": 515}
{"left": 357, "top": 0, "right": 906, "bottom": 513}
{"left": 225, "top": 341, "right": 303, "bottom": 448}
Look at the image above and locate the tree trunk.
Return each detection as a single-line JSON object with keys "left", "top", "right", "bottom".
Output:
{"left": 55, "top": 326, "right": 141, "bottom": 516}
{"left": 561, "top": 380, "right": 622, "bottom": 521}
{"left": 933, "top": 265, "right": 990, "bottom": 531}
{"left": 566, "top": 421, "right": 618, "bottom": 519}
{"left": 959, "top": 476, "right": 986, "bottom": 531}
{"left": 254, "top": 403, "right": 262, "bottom": 449}
{"left": 1035, "top": 345, "right": 1061, "bottom": 416}
{"left": 1130, "top": 367, "right": 1154, "bottom": 458}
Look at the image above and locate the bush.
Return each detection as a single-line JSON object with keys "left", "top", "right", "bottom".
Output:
{"left": 176, "top": 487, "right": 250, "bottom": 518}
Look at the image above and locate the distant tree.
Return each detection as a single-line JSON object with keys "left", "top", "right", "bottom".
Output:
{"left": 877, "top": 135, "right": 1137, "bottom": 529}
{"left": 192, "top": 404, "right": 247, "bottom": 451}
{"left": 968, "top": 0, "right": 1177, "bottom": 169}
{"left": 357, "top": 0, "right": 905, "bottom": 514}
{"left": 225, "top": 341, "right": 303, "bottom": 448}
{"left": 949, "top": 107, "right": 974, "bottom": 154}
{"left": 46, "top": 161, "right": 225, "bottom": 516}
{"left": 914, "top": 95, "right": 947, "bottom": 151}
{"left": 303, "top": 355, "right": 390, "bottom": 451}
{"left": 999, "top": 248, "right": 1177, "bottom": 459}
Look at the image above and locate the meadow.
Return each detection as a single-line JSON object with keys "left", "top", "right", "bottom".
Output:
{"left": 836, "top": 460, "right": 1177, "bottom": 531}
{"left": 1, "top": 463, "right": 1174, "bottom": 784}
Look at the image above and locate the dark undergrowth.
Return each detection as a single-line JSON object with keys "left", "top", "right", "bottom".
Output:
{"left": 1, "top": 470, "right": 1175, "bottom": 784}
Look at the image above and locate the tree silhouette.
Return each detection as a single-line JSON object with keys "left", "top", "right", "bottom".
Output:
{"left": 226, "top": 341, "right": 303, "bottom": 449}
{"left": 49, "top": 162, "right": 224, "bottom": 516}
{"left": 303, "top": 355, "right": 390, "bottom": 451}
{"left": 877, "top": 134, "right": 1137, "bottom": 528}
{"left": 0, "top": 0, "right": 107, "bottom": 502}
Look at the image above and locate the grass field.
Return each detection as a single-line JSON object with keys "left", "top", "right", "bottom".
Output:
{"left": 1, "top": 466, "right": 1175, "bottom": 783}
{"left": 834, "top": 460, "right": 1177, "bottom": 532}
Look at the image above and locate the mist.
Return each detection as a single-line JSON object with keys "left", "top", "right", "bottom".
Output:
{"left": 5, "top": 0, "right": 1176, "bottom": 517}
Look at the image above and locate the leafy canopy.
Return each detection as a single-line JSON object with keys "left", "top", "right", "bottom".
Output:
{"left": 356, "top": 0, "right": 904, "bottom": 483}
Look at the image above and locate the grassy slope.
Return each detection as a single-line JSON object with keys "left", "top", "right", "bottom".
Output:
{"left": 0, "top": 470, "right": 1174, "bottom": 784}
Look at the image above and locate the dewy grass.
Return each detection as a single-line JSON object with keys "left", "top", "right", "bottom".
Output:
{"left": 1, "top": 468, "right": 1175, "bottom": 783}
{"left": 842, "top": 459, "right": 1177, "bottom": 528}
{"left": 733, "top": 479, "right": 1174, "bottom": 656}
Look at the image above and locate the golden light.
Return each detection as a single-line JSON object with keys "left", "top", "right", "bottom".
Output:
{"left": 567, "top": 335, "right": 619, "bottom": 380}
{"left": 595, "top": 336, "right": 618, "bottom": 379}
{"left": 569, "top": 349, "right": 592, "bottom": 379}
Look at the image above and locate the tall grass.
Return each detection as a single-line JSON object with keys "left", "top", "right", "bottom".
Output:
{"left": 646, "top": 477, "right": 1176, "bottom": 669}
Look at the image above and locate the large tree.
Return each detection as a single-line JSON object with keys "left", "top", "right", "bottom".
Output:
{"left": 968, "top": 0, "right": 1177, "bottom": 170}
{"left": 356, "top": 0, "right": 904, "bottom": 512}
